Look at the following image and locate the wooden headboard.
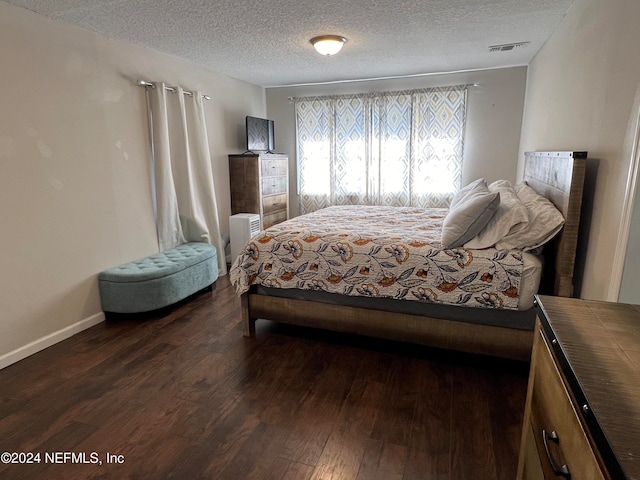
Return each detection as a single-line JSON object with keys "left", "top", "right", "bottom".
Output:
{"left": 523, "top": 151, "right": 587, "bottom": 297}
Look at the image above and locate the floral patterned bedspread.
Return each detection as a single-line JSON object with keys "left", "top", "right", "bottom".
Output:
{"left": 230, "top": 205, "right": 524, "bottom": 310}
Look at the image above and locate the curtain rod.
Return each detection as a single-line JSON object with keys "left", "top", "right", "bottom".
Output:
{"left": 137, "top": 79, "right": 211, "bottom": 100}
{"left": 286, "top": 83, "right": 479, "bottom": 102}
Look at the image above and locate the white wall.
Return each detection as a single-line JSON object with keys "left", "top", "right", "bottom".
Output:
{"left": 518, "top": 0, "right": 640, "bottom": 301}
{"left": 0, "top": 2, "right": 265, "bottom": 367}
{"left": 266, "top": 67, "right": 527, "bottom": 218}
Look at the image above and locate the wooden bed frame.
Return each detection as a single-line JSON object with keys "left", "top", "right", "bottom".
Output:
{"left": 240, "top": 151, "right": 588, "bottom": 361}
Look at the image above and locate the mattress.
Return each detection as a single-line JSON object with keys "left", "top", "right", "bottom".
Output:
{"left": 519, "top": 251, "right": 543, "bottom": 310}
{"left": 231, "top": 205, "right": 543, "bottom": 313}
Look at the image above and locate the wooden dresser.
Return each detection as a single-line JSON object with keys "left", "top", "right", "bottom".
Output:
{"left": 517, "top": 295, "right": 640, "bottom": 480}
{"left": 229, "top": 153, "right": 289, "bottom": 229}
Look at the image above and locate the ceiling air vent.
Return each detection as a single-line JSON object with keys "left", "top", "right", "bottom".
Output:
{"left": 489, "top": 41, "right": 530, "bottom": 52}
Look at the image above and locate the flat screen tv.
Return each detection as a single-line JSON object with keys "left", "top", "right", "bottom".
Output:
{"left": 245, "top": 116, "right": 275, "bottom": 153}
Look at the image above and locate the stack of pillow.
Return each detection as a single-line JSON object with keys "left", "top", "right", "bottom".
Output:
{"left": 441, "top": 178, "right": 565, "bottom": 251}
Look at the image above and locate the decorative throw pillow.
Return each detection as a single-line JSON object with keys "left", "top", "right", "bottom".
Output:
{"left": 495, "top": 182, "right": 565, "bottom": 251}
{"left": 464, "top": 180, "right": 529, "bottom": 249}
{"left": 441, "top": 180, "right": 501, "bottom": 248}
{"left": 449, "top": 177, "right": 486, "bottom": 209}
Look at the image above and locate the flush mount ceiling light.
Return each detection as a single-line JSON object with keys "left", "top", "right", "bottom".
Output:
{"left": 310, "top": 35, "right": 347, "bottom": 56}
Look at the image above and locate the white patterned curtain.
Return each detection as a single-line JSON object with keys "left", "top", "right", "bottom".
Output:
{"left": 146, "top": 83, "right": 227, "bottom": 274}
{"left": 295, "top": 86, "right": 467, "bottom": 214}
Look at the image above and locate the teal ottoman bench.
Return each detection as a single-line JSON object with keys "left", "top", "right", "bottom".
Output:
{"left": 98, "top": 242, "right": 218, "bottom": 314}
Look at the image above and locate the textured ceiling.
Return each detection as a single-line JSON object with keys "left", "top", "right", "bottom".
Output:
{"left": 5, "top": 0, "right": 574, "bottom": 87}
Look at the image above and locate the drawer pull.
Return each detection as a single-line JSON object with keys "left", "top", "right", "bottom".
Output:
{"left": 542, "top": 429, "right": 571, "bottom": 478}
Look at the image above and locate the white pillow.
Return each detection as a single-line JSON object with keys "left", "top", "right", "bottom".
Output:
{"left": 495, "top": 183, "right": 565, "bottom": 251}
{"left": 442, "top": 180, "right": 501, "bottom": 248}
{"left": 464, "top": 180, "right": 529, "bottom": 249}
{"left": 450, "top": 177, "right": 486, "bottom": 209}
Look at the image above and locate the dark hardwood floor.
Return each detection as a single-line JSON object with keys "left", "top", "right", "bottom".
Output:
{"left": 0, "top": 276, "right": 528, "bottom": 479}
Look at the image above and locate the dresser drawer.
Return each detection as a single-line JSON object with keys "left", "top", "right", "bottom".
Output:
{"left": 263, "top": 193, "right": 287, "bottom": 215}
{"left": 529, "top": 331, "right": 605, "bottom": 480}
{"left": 261, "top": 158, "right": 288, "bottom": 177}
{"left": 263, "top": 210, "right": 287, "bottom": 229}
{"left": 262, "top": 176, "right": 287, "bottom": 196}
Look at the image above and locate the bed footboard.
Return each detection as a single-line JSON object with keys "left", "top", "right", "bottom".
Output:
{"left": 243, "top": 292, "right": 533, "bottom": 361}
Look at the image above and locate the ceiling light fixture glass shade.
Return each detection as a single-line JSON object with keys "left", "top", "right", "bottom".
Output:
{"left": 310, "top": 35, "right": 347, "bottom": 56}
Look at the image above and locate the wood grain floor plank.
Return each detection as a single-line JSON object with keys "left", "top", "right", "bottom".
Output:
{"left": 335, "top": 379, "right": 384, "bottom": 437}
{"left": 0, "top": 421, "right": 100, "bottom": 480}
{"left": 219, "top": 422, "right": 291, "bottom": 480}
{"left": 280, "top": 461, "right": 315, "bottom": 480}
{"left": 486, "top": 366, "right": 528, "bottom": 480}
{"left": 355, "top": 438, "right": 406, "bottom": 480}
{"left": 279, "top": 341, "right": 367, "bottom": 466}
{"left": 309, "top": 431, "right": 368, "bottom": 480}
{"left": 369, "top": 356, "right": 422, "bottom": 446}
{"left": 450, "top": 365, "right": 499, "bottom": 480}
{"left": 403, "top": 359, "right": 453, "bottom": 480}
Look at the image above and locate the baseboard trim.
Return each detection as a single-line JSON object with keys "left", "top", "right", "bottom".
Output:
{"left": 0, "top": 312, "right": 105, "bottom": 370}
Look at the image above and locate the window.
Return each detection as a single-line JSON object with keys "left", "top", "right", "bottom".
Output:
{"left": 295, "top": 86, "right": 467, "bottom": 213}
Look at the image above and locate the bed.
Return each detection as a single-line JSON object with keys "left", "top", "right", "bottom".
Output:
{"left": 230, "top": 151, "right": 588, "bottom": 361}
